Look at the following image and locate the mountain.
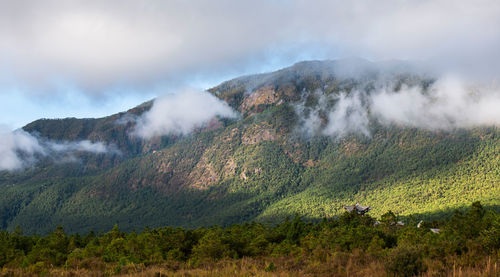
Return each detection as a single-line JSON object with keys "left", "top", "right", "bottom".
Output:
{"left": 1, "top": 59, "right": 498, "bottom": 234}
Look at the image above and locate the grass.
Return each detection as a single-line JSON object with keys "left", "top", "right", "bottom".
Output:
{"left": 1, "top": 256, "right": 497, "bottom": 276}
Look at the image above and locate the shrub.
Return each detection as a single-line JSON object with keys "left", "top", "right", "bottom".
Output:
{"left": 386, "top": 246, "right": 426, "bottom": 277}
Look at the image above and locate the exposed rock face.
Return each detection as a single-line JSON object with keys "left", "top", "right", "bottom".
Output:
{"left": 223, "top": 157, "right": 237, "bottom": 178}
{"left": 241, "top": 123, "right": 277, "bottom": 145}
{"left": 223, "top": 128, "right": 240, "bottom": 142}
{"left": 303, "top": 159, "right": 316, "bottom": 167}
{"left": 240, "top": 168, "right": 248, "bottom": 180}
{"left": 239, "top": 167, "right": 263, "bottom": 181}
{"left": 188, "top": 155, "right": 220, "bottom": 189}
{"left": 240, "top": 86, "right": 281, "bottom": 114}
{"left": 341, "top": 139, "right": 365, "bottom": 156}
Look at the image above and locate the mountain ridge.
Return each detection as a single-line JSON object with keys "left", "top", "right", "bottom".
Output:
{"left": 0, "top": 59, "right": 498, "bottom": 234}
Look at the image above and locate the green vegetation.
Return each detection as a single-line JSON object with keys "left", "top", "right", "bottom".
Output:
{"left": 0, "top": 60, "right": 498, "bottom": 235}
{"left": 1, "top": 118, "right": 497, "bottom": 234}
{"left": 0, "top": 202, "right": 498, "bottom": 276}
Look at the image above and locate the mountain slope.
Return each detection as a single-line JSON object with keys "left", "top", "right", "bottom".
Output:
{"left": 0, "top": 59, "right": 498, "bottom": 234}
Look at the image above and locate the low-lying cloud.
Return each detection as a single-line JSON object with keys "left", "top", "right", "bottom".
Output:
{"left": 371, "top": 76, "right": 500, "bottom": 129}
{"left": 1, "top": 0, "right": 500, "bottom": 93}
{"left": 0, "top": 127, "right": 117, "bottom": 171}
{"left": 46, "top": 140, "right": 110, "bottom": 154}
{"left": 295, "top": 76, "right": 500, "bottom": 138}
{"left": 323, "top": 92, "right": 371, "bottom": 137}
{"left": 1, "top": 0, "right": 499, "bottom": 141}
{"left": 0, "top": 129, "right": 44, "bottom": 171}
{"left": 132, "top": 89, "right": 238, "bottom": 139}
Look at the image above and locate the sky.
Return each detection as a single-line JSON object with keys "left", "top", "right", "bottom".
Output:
{"left": 1, "top": 0, "right": 500, "bottom": 129}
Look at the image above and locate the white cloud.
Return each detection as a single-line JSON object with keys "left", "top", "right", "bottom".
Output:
{"left": 323, "top": 92, "right": 370, "bottom": 137}
{"left": 293, "top": 74, "right": 500, "bottom": 138}
{"left": 1, "top": 0, "right": 500, "bottom": 93}
{"left": 0, "top": 128, "right": 44, "bottom": 171}
{"left": 371, "top": 76, "right": 500, "bottom": 129}
{"left": 294, "top": 90, "right": 371, "bottom": 138}
{"left": 132, "top": 89, "right": 238, "bottom": 139}
{"left": 1, "top": 0, "right": 499, "bottom": 135}
{"left": 0, "top": 126, "right": 117, "bottom": 171}
{"left": 46, "top": 140, "right": 111, "bottom": 154}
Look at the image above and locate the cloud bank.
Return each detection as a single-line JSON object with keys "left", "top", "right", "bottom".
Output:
{"left": 1, "top": 0, "right": 499, "bottom": 138}
{"left": 323, "top": 92, "right": 371, "bottom": 137}
{"left": 371, "top": 76, "right": 500, "bottom": 129}
{"left": 1, "top": 0, "right": 500, "bottom": 93}
{"left": 132, "top": 90, "right": 238, "bottom": 139}
{"left": 0, "top": 127, "right": 117, "bottom": 171}
{"left": 295, "top": 76, "right": 500, "bottom": 138}
{"left": 0, "top": 129, "right": 44, "bottom": 171}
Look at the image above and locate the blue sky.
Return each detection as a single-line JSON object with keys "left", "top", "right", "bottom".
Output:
{"left": 0, "top": 88, "right": 154, "bottom": 129}
{"left": 1, "top": 0, "right": 499, "bottom": 129}
{"left": 0, "top": 44, "right": 332, "bottom": 129}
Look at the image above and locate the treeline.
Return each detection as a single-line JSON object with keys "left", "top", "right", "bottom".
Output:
{"left": 0, "top": 202, "right": 498, "bottom": 276}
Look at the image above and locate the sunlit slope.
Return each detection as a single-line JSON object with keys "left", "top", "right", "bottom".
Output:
{"left": 0, "top": 59, "right": 498, "bottom": 234}
{"left": 3, "top": 108, "right": 497, "bottom": 234}
{"left": 258, "top": 127, "right": 500, "bottom": 221}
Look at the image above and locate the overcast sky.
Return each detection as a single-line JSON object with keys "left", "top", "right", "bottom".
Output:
{"left": 1, "top": 0, "right": 500, "bottom": 128}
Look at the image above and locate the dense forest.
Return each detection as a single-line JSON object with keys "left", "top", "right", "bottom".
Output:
{"left": 0, "top": 60, "right": 498, "bottom": 235}
{"left": 0, "top": 202, "right": 498, "bottom": 276}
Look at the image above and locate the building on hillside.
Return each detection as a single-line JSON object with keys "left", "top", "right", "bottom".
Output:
{"left": 343, "top": 203, "right": 371, "bottom": 214}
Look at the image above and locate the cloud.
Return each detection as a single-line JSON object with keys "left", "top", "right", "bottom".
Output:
{"left": 0, "top": 126, "right": 117, "bottom": 171}
{"left": 293, "top": 74, "right": 500, "bottom": 138}
{"left": 132, "top": 89, "right": 238, "bottom": 139}
{"left": 323, "top": 92, "right": 370, "bottom": 137}
{"left": 1, "top": 0, "right": 500, "bottom": 93}
{"left": 293, "top": 92, "right": 326, "bottom": 138}
{"left": 294, "top": 89, "right": 371, "bottom": 138}
{"left": 0, "top": 128, "right": 45, "bottom": 171}
{"left": 294, "top": 90, "right": 371, "bottom": 138}
{"left": 46, "top": 140, "right": 111, "bottom": 154}
{"left": 1, "top": 0, "right": 499, "bottom": 134}
{"left": 371, "top": 76, "right": 500, "bottom": 129}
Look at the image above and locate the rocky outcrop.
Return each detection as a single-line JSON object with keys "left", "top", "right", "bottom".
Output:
{"left": 241, "top": 123, "right": 277, "bottom": 145}
{"left": 188, "top": 155, "right": 220, "bottom": 189}
{"left": 240, "top": 86, "right": 281, "bottom": 114}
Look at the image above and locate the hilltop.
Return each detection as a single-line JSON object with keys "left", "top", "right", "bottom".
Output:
{"left": 0, "top": 59, "right": 498, "bottom": 234}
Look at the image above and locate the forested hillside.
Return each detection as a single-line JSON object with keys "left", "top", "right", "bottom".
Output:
{"left": 0, "top": 59, "right": 498, "bottom": 234}
{"left": 1, "top": 202, "right": 498, "bottom": 276}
